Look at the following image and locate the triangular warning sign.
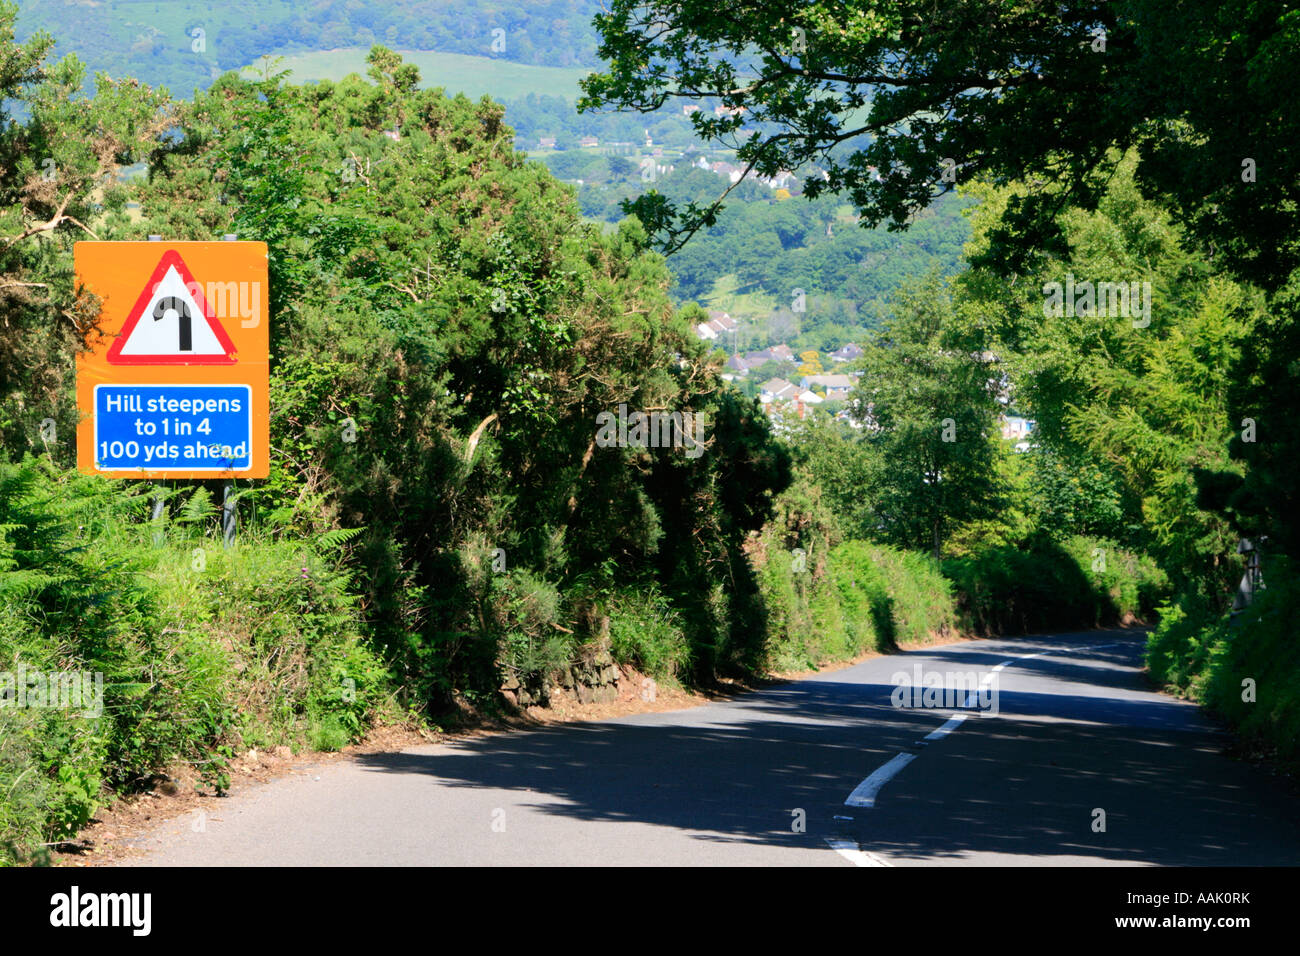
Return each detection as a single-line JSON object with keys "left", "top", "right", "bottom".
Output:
{"left": 106, "top": 250, "right": 237, "bottom": 364}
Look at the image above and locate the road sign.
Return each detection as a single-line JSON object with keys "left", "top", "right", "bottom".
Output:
{"left": 76, "top": 241, "right": 269, "bottom": 479}
{"left": 107, "top": 250, "right": 238, "bottom": 364}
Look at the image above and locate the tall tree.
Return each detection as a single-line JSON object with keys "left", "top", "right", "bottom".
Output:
{"left": 0, "top": 1, "right": 170, "bottom": 458}
{"left": 851, "top": 276, "right": 1003, "bottom": 560}
{"left": 582, "top": 0, "right": 1300, "bottom": 566}
{"left": 133, "top": 53, "right": 792, "bottom": 692}
{"left": 581, "top": 1, "right": 1298, "bottom": 281}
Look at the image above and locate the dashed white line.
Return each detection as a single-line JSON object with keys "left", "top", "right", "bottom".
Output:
{"left": 829, "top": 639, "right": 1136, "bottom": 865}
{"left": 825, "top": 838, "right": 893, "bottom": 867}
{"left": 842, "top": 641, "right": 1132, "bottom": 809}
{"left": 844, "top": 752, "right": 916, "bottom": 808}
{"left": 922, "top": 712, "right": 969, "bottom": 741}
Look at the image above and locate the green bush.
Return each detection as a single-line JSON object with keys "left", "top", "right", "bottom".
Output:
{"left": 1148, "top": 561, "right": 1300, "bottom": 768}
{"left": 494, "top": 569, "right": 573, "bottom": 687}
{"left": 757, "top": 543, "right": 811, "bottom": 670}
{"left": 943, "top": 535, "right": 1168, "bottom": 634}
{"left": 848, "top": 543, "right": 958, "bottom": 646}
{"left": 0, "top": 456, "right": 390, "bottom": 864}
{"left": 153, "top": 528, "right": 391, "bottom": 754}
{"left": 0, "top": 704, "right": 52, "bottom": 866}
{"left": 757, "top": 534, "right": 958, "bottom": 671}
{"left": 1146, "top": 590, "right": 1221, "bottom": 691}
{"left": 1, "top": 456, "right": 209, "bottom": 861}
{"left": 606, "top": 587, "right": 689, "bottom": 680}
{"left": 1059, "top": 536, "right": 1168, "bottom": 621}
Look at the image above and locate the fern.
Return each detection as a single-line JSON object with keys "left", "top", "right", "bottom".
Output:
{"left": 312, "top": 526, "right": 364, "bottom": 553}
{"left": 176, "top": 487, "right": 214, "bottom": 525}
{"left": 0, "top": 568, "right": 65, "bottom": 600}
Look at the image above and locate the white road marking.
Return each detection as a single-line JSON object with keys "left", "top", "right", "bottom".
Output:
{"left": 845, "top": 752, "right": 916, "bottom": 807}
{"left": 829, "top": 639, "right": 1138, "bottom": 864}
{"left": 825, "top": 838, "right": 893, "bottom": 867}
{"left": 922, "top": 713, "right": 969, "bottom": 740}
{"left": 843, "top": 640, "right": 1133, "bottom": 808}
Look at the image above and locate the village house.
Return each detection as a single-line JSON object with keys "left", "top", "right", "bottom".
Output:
{"left": 726, "top": 354, "right": 764, "bottom": 374}
{"left": 1000, "top": 415, "right": 1036, "bottom": 442}
{"left": 765, "top": 400, "right": 813, "bottom": 427}
{"left": 758, "top": 378, "right": 822, "bottom": 425}
{"left": 722, "top": 344, "right": 798, "bottom": 374}
{"left": 695, "top": 310, "right": 738, "bottom": 342}
{"left": 759, "top": 378, "right": 800, "bottom": 403}
{"left": 709, "top": 160, "right": 742, "bottom": 184}
{"left": 800, "top": 373, "right": 855, "bottom": 401}
{"left": 760, "top": 377, "right": 821, "bottom": 406}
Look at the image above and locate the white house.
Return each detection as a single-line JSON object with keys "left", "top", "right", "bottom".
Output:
{"left": 695, "top": 310, "right": 738, "bottom": 342}
{"left": 800, "top": 374, "right": 854, "bottom": 401}
{"left": 1000, "top": 415, "right": 1036, "bottom": 441}
{"left": 759, "top": 377, "right": 801, "bottom": 404}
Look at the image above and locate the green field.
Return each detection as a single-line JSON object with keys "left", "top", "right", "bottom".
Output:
{"left": 702, "top": 273, "right": 778, "bottom": 320}
{"left": 246, "top": 48, "right": 592, "bottom": 102}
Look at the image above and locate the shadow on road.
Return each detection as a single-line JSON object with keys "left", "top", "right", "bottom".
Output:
{"left": 353, "top": 634, "right": 1300, "bottom": 865}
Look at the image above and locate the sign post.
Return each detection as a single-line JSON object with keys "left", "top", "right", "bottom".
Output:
{"left": 222, "top": 482, "right": 237, "bottom": 549}
{"left": 75, "top": 241, "right": 270, "bottom": 491}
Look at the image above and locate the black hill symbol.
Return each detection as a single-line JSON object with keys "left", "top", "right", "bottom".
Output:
{"left": 152, "top": 296, "right": 192, "bottom": 352}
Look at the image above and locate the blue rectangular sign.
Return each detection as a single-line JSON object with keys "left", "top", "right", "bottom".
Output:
{"left": 93, "top": 384, "right": 253, "bottom": 473}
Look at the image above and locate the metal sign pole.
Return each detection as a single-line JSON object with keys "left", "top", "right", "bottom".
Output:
{"left": 222, "top": 481, "right": 236, "bottom": 548}
{"left": 151, "top": 485, "right": 165, "bottom": 546}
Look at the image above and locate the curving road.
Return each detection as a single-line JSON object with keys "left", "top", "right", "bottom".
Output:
{"left": 122, "top": 629, "right": 1300, "bottom": 866}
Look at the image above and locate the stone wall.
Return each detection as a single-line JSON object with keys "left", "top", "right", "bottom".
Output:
{"left": 499, "top": 621, "right": 622, "bottom": 708}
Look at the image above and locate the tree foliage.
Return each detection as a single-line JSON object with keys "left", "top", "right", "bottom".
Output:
{"left": 129, "top": 50, "right": 793, "bottom": 695}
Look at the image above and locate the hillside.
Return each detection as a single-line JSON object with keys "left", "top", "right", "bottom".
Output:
{"left": 14, "top": 0, "right": 603, "bottom": 94}
{"left": 256, "top": 48, "right": 592, "bottom": 102}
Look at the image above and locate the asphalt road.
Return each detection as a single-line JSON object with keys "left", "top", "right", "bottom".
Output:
{"left": 124, "top": 629, "right": 1300, "bottom": 866}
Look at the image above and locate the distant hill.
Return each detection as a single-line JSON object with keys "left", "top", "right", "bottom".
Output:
{"left": 14, "top": 0, "right": 603, "bottom": 96}
{"left": 254, "top": 48, "right": 589, "bottom": 102}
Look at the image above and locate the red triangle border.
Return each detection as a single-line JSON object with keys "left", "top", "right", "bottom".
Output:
{"left": 106, "top": 249, "right": 238, "bottom": 365}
